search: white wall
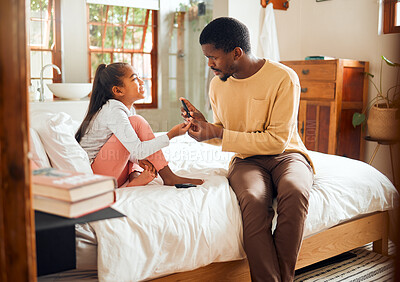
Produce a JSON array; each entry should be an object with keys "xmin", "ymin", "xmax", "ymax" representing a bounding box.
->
[
  {"xmin": 222, "ymin": 0, "xmax": 400, "ymax": 183},
  {"xmin": 61, "ymin": 0, "xmax": 88, "ymax": 83}
]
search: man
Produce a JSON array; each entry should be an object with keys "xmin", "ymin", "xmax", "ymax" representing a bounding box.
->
[{"xmin": 181, "ymin": 17, "xmax": 314, "ymax": 281}]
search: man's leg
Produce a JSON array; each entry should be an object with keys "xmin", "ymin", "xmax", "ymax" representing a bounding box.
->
[
  {"xmin": 227, "ymin": 156, "xmax": 281, "ymax": 282},
  {"xmin": 269, "ymin": 153, "xmax": 313, "ymax": 281}
]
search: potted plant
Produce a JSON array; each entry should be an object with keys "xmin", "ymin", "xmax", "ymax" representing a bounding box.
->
[{"xmin": 352, "ymin": 56, "xmax": 400, "ymax": 140}]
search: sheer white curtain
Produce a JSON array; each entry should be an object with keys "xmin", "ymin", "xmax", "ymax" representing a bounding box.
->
[
  {"xmin": 257, "ymin": 3, "xmax": 280, "ymax": 61},
  {"xmin": 378, "ymin": 0, "xmax": 384, "ymax": 35}
]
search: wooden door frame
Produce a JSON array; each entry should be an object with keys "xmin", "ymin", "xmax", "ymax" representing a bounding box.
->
[{"xmin": 0, "ymin": 0, "xmax": 36, "ymax": 281}]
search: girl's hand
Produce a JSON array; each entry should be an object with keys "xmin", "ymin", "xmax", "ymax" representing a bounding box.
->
[
  {"xmin": 179, "ymin": 97, "xmax": 207, "ymax": 122},
  {"xmin": 167, "ymin": 121, "xmax": 191, "ymax": 139},
  {"xmin": 138, "ymin": 159, "xmax": 157, "ymax": 176},
  {"xmin": 143, "ymin": 165, "xmax": 157, "ymax": 179},
  {"xmin": 127, "ymin": 165, "xmax": 156, "ymax": 187}
]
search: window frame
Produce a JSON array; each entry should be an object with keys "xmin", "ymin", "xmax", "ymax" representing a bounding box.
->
[
  {"xmin": 383, "ymin": 0, "xmax": 400, "ymax": 34},
  {"xmin": 28, "ymin": 0, "xmax": 62, "ymax": 83},
  {"xmin": 86, "ymin": 5, "xmax": 158, "ymax": 109}
]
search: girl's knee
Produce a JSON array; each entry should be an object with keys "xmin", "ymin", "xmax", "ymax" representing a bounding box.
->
[
  {"xmin": 128, "ymin": 115, "xmax": 154, "ymax": 139},
  {"xmin": 128, "ymin": 115, "xmax": 149, "ymax": 126}
]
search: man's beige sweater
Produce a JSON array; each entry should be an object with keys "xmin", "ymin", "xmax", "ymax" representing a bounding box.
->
[{"xmin": 207, "ymin": 59, "xmax": 314, "ymax": 171}]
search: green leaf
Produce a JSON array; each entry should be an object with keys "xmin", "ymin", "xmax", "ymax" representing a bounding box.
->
[
  {"xmin": 382, "ymin": 55, "xmax": 400, "ymax": 67},
  {"xmin": 352, "ymin": 112, "xmax": 366, "ymax": 127}
]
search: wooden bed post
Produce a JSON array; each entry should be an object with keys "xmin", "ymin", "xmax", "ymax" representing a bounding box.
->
[
  {"xmin": 0, "ymin": 0, "xmax": 36, "ymax": 281},
  {"xmin": 372, "ymin": 211, "xmax": 389, "ymax": 256}
]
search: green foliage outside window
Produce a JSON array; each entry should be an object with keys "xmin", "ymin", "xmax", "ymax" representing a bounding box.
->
[
  {"xmin": 30, "ymin": 0, "xmax": 54, "ymax": 49},
  {"xmin": 88, "ymin": 5, "xmax": 150, "ymax": 50},
  {"xmin": 30, "ymin": 0, "xmax": 48, "ymax": 11}
]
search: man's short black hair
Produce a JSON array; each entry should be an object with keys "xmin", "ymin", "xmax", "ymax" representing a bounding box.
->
[{"xmin": 199, "ymin": 17, "xmax": 251, "ymax": 54}]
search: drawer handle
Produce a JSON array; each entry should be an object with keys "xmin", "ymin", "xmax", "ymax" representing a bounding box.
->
[
  {"xmin": 302, "ymin": 69, "xmax": 310, "ymax": 75},
  {"xmin": 301, "ymin": 87, "xmax": 308, "ymax": 93}
]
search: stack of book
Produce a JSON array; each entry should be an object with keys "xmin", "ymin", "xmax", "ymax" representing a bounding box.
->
[{"xmin": 32, "ymin": 168, "xmax": 117, "ymax": 218}]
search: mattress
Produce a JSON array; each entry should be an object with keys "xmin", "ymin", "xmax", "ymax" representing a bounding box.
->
[{"xmin": 49, "ymin": 134, "xmax": 398, "ymax": 281}]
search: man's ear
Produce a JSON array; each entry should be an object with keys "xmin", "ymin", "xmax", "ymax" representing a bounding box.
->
[
  {"xmin": 233, "ymin": 47, "xmax": 243, "ymax": 61},
  {"xmin": 112, "ymin": 85, "xmax": 123, "ymax": 96}
]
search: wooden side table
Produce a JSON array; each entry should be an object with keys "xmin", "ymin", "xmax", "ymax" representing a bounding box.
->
[
  {"xmin": 365, "ymin": 136, "xmax": 398, "ymax": 186},
  {"xmin": 35, "ymin": 207, "xmax": 125, "ymax": 276}
]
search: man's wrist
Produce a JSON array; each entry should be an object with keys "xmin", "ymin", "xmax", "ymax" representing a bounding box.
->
[{"xmin": 215, "ymin": 125, "xmax": 223, "ymax": 139}]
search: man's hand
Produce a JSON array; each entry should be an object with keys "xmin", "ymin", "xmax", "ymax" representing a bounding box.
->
[
  {"xmin": 138, "ymin": 159, "xmax": 157, "ymax": 175},
  {"xmin": 179, "ymin": 97, "xmax": 207, "ymax": 122},
  {"xmin": 188, "ymin": 119, "xmax": 223, "ymax": 142}
]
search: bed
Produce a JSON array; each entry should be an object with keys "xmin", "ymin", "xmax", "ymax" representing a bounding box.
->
[{"xmin": 30, "ymin": 111, "xmax": 398, "ymax": 281}]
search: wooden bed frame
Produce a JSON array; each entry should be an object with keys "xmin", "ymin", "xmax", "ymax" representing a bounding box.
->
[{"xmin": 153, "ymin": 211, "xmax": 389, "ymax": 281}]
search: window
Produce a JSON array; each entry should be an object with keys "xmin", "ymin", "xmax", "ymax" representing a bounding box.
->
[
  {"xmin": 87, "ymin": 4, "xmax": 158, "ymax": 108},
  {"xmin": 28, "ymin": 0, "xmax": 62, "ymax": 90},
  {"xmin": 384, "ymin": 0, "xmax": 400, "ymax": 33}
]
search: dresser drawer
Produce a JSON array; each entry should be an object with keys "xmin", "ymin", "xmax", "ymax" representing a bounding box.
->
[
  {"xmin": 287, "ymin": 63, "xmax": 336, "ymax": 81},
  {"xmin": 300, "ymin": 81, "xmax": 335, "ymax": 100}
]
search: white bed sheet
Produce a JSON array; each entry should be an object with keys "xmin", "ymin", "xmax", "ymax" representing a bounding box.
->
[{"xmin": 81, "ymin": 134, "xmax": 398, "ymax": 282}]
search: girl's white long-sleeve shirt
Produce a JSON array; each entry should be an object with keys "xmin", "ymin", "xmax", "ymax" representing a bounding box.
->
[{"xmin": 79, "ymin": 99, "xmax": 169, "ymax": 163}]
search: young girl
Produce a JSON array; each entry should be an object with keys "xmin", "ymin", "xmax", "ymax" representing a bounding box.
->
[{"xmin": 75, "ymin": 62, "xmax": 203, "ymax": 187}]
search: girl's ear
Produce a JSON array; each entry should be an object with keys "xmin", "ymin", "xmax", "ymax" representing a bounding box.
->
[{"xmin": 112, "ymin": 85, "xmax": 123, "ymax": 97}]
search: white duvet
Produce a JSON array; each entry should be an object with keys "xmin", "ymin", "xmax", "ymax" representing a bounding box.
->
[{"xmin": 89, "ymin": 134, "xmax": 398, "ymax": 282}]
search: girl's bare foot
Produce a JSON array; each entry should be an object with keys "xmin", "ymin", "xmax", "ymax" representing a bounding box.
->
[
  {"xmin": 158, "ymin": 165, "xmax": 203, "ymax": 186},
  {"xmin": 126, "ymin": 168, "xmax": 156, "ymax": 187}
]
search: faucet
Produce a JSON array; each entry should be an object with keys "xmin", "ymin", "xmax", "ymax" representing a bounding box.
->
[{"xmin": 39, "ymin": 64, "xmax": 61, "ymax": 102}]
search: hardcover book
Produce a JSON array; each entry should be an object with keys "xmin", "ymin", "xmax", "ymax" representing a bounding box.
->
[
  {"xmin": 33, "ymin": 191, "xmax": 116, "ymax": 218},
  {"xmin": 32, "ymin": 168, "xmax": 117, "ymax": 202}
]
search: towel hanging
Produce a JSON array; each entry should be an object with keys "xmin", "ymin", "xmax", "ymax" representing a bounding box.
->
[
  {"xmin": 257, "ymin": 2, "xmax": 280, "ymax": 61},
  {"xmin": 261, "ymin": 0, "xmax": 289, "ymax": 10}
]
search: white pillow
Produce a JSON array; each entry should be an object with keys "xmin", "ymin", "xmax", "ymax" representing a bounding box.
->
[
  {"xmin": 29, "ymin": 127, "xmax": 51, "ymax": 168},
  {"xmin": 30, "ymin": 112, "xmax": 93, "ymax": 174}
]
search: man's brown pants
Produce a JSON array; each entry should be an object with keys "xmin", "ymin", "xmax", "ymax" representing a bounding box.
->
[{"xmin": 227, "ymin": 152, "xmax": 313, "ymax": 282}]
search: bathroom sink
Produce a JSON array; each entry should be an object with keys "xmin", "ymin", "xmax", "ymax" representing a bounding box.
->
[{"xmin": 47, "ymin": 83, "xmax": 92, "ymax": 100}]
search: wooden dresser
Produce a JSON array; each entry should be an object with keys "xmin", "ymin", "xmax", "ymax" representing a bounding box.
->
[{"xmin": 281, "ymin": 59, "xmax": 369, "ymax": 160}]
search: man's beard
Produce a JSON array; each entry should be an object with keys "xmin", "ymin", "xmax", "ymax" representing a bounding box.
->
[
  {"xmin": 211, "ymin": 67, "xmax": 233, "ymax": 82},
  {"xmin": 219, "ymin": 73, "xmax": 232, "ymax": 82}
]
